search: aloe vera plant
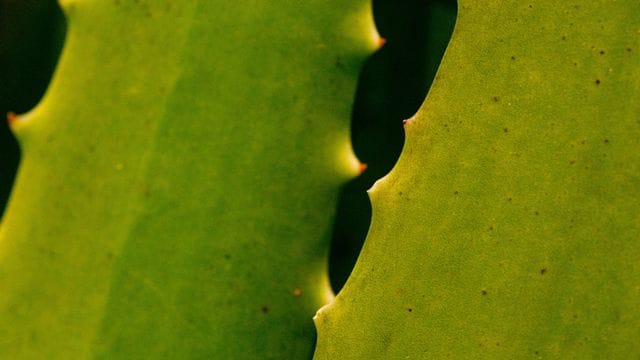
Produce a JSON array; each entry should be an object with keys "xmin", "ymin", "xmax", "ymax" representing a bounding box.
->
[
  {"xmin": 0, "ymin": 0, "xmax": 378, "ymax": 358},
  {"xmin": 1, "ymin": 0, "xmax": 639, "ymax": 358},
  {"xmin": 315, "ymin": 0, "xmax": 640, "ymax": 358}
]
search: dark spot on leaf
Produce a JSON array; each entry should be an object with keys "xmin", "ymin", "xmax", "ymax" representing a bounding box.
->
[
  {"xmin": 508, "ymin": 197, "xmax": 512, "ymax": 202},
  {"xmin": 604, "ymin": 139, "xmax": 609, "ymax": 143},
  {"xmin": 599, "ymin": 50, "xmax": 605, "ymax": 55},
  {"xmin": 511, "ymin": 56, "xmax": 516, "ymax": 60},
  {"xmin": 561, "ymin": 35, "xmax": 566, "ymax": 40},
  {"xmin": 595, "ymin": 79, "xmax": 601, "ymax": 85},
  {"xmin": 407, "ymin": 308, "xmax": 413, "ymax": 313},
  {"xmin": 493, "ymin": 96, "xmax": 500, "ymax": 102},
  {"xmin": 569, "ymin": 160, "xmax": 575, "ymax": 165},
  {"xmin": 261, "ymin": 306, "xmax": 269, "ymax": 314},
  {"xmin": 503, "ymin": 127, "xmax": 509, "ymax": 133},
  {"xmin": 534, "ymin": 211, "xmax": 539, "ymax": 215},
  {"xmin": 481, "ymin": 290, "xmax": 488, "ymax": 295},
  {"xmin": 627, "ymin": 48, "xmax": 632, "ymax": 52},
  {"xmin": 398, "ymin": 191, "xmax": 403, "ymax": 196},
  {"xmin": 454, "ymin": 191, "xmax": 459, "ymax": 195},
  {"xmin": 540, "ymin": 268, "xmax": 547, "ymax": 275},
  {"xmin": 224, "ymin": 254, "xmax": 231, "ymax": 260}
]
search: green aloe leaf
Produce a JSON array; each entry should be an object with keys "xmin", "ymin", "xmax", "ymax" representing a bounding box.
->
[
  {"xmin": 315, "ymin": 0, "xmax": 640, "ymax": 358},
  {"xmin": 0, "ymin": 0, "xmax": 377, "ymax": 358}
]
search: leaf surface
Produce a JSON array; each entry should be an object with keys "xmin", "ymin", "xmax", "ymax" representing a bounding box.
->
[
  {"xmin": 315, "ymin": 1, "xmax": 640, "ymax": 358},
  {"xmin": 0, "ymin": 1, "xmax": 376, "ymax": 358}
]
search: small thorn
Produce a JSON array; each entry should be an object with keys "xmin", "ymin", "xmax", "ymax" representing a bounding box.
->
[
  {"xmin": 358, "ymin": 163, "xmax": 368, "ymax": 174},
  {"xmin": 377, "ymin": 37, "xmax": 387, "ymax": 47},
  {"xmin": 6, "ymin": 111, "xmax": 17, "ymax": 125},
  {"xmin": 403, "ymin": 119, "xmax": 410, "ymax": 125}
]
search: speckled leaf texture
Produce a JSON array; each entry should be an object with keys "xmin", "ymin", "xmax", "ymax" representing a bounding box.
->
[
  {"xmin": 0, "ymin": 0, "xmax": 377, "ymax": 358},
  {"xmin": 315, "ymin": 1, "xmax": 640, "ymax": 358}
]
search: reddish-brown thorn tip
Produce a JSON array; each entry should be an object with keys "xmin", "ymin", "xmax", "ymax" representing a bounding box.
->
[
  {"xmin": 403, "ymin": 119, "xmax": 410, "ymax": 125},
  {"xmin": 6, "ymin": 111, "xmax": 17, "ymax": 125},
  {"xmin": 358, "ymin": 162, "xmax": 368, "ymax": 174},
  {"xmin": 378, "ymin": 37, "xmax": 387, "ymax": 47}
]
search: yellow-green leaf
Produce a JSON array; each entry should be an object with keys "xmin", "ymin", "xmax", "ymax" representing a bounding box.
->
[{"xmin": 315, "ymin": 1, "xmax": 640, "ymax": 358}]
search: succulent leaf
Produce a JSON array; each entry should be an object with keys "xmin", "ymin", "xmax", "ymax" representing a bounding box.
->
[
  {"xmin": 0, "ymin": 1, "xmax": 376, "ymax": 358},
  {"xmin": 315, "ymin": 1, "xmax": 640, "ymax": 358}
]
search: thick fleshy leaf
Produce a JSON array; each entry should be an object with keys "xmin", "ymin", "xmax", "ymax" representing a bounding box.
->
[
  {"xmin": 0, "ymin": 1, "xmax": 376, "ymax": 358},
  {"xmin": 315, "ymin": 1, "xmax": 640, "ymax": 358}
]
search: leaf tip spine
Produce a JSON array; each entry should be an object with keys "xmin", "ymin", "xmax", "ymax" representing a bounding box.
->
[
  {"xmin": 377, "ymin": 36, "xmax": 387, "ymax": 48},
  {"xmin": 6, "ymin": 109, "xmax": 37, "ymax": 141},
  {"xmin": 312, "ymin": 281, "xmax": 336, "ymax": 326},
  {"xmin": 6, "ymin": 112, "xmax": 17, "ymax": 126},
  {"xmin": 6, "ymin": 111, "xmax": 26, "ymax": 136},
  {"xmin": 367, "ymin": 173, "xmax": 391, "ymax": 199}
]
